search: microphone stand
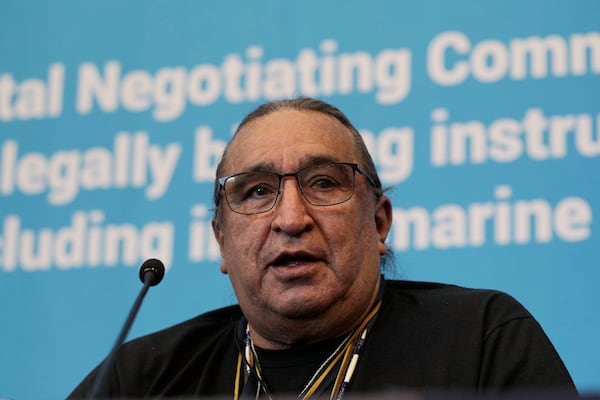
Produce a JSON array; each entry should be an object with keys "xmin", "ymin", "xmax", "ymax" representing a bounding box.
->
[{"xmin": 87, "ymin": 259, "xmax": 165, "ymax": 399}]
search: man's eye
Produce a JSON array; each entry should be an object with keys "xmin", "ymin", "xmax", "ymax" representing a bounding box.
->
[
  {"xmin": 311, "ymin": 177, "xmax": 339, "ymax": 190},
  {"xmin": 243, "ymin": 183, "xmax": 276, "ymax": 199},
  {"xmin": 253, "ymin": 185, "xmax": 272, "ymax": 197}
]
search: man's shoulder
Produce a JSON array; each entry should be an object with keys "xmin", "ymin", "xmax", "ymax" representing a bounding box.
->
[
  {"xmin": 384, "ymin": 279, "xmax": 520, "ymax": 300},
  {"xmin": 382, "ymin": 279, "xmax": 532, "ymax": 322},
  {"xmin": 385, "ymin": 279, "xmax": 505, "ymax": 294},
  {"xmin": 123, "ymin": 304, "xmax": 243, "ymax": 355}
]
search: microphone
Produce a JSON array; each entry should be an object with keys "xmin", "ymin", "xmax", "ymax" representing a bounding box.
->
[
  {"xmin": 87, "ymin": 258, "xmax": 166, "ymax": 398},
  {"xmin": 139, "ymin": 257, "xmax": 165, "ymax": 286}
]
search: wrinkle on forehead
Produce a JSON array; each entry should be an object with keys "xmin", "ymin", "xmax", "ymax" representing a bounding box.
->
[
  {"xmin": 222, "ymin": 109, "xmax": 357, "ymax": 176},
  {"xmin": 227, "ymin": 155, "xmax": 349, "ymax": 176}
]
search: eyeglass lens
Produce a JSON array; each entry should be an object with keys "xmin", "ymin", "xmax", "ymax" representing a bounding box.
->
[{"xmin": 223, "ymin": 163, "xmax": 356, "ymax": 214}]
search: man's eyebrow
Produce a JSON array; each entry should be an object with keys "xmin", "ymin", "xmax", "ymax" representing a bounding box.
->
[
  {"xmin": 238, "ymin": 156, "xmax": 344, "ymax": 174},
  {"xmin": 243, "ymin": 162, "xmax": 276, "ymax": 173},
  {"xmin": 298, "ymin": 155, "xmax": 345, "ymax": 168}
]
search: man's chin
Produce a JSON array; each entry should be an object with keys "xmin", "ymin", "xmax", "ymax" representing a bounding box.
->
[{"xmin": 271, "ymin": 295, "xmax": 336, "ymax": 321}]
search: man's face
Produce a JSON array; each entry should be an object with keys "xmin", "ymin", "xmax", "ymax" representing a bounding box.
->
[{"xmin": 213, "ymin": 109, "xmax": 392, "ymax": 346}]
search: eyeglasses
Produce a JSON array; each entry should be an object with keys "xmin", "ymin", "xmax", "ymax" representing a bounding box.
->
[{"xmin": 217, "ymin": 162, "xmax": 376, "ymax": 215}]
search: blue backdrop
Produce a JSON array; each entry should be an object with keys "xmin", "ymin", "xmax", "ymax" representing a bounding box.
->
[{"xmin": 1, "ymin": 1, "xmax": 599, "ymax": 399}]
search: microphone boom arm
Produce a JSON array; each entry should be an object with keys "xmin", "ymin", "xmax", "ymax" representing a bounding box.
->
[{"xmin": 87, "ymin": 259, "xmax": 165, "ymax": 398}]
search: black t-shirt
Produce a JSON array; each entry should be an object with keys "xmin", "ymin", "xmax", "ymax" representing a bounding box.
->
[
  {"xmin": 250, "ymin": 336, "xmax": 346, "ymax": 395},
  {"xmin": 69, "ymin": 280, "xmax": 576, "ymax": 398}
]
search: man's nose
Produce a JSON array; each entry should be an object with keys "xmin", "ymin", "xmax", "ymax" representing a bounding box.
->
[{"xmin": 270, "ymin": 178, "xmax": 312, "ymax": 235}]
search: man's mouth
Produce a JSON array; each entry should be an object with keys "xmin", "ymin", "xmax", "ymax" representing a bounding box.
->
[{"xmin": 269, "ymin": 251, "xmax": 321, "ymax": 268}]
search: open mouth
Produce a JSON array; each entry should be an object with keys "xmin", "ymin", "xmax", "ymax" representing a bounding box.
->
[{"xmin": 270, "ymin": 251, "xmax": 321, "ymax": 268}]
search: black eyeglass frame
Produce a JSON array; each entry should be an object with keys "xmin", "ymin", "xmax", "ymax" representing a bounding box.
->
[{"xmin": 217, "ymin": 162, "xmax": 378, "ymax": 215}]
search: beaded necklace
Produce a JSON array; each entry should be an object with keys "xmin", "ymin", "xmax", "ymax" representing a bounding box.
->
[{"xmin": 234, "ymin": 299, "xmax": 382, "ymax": 400}]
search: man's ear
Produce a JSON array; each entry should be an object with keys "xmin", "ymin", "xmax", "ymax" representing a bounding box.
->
[
  {"xmin": 374, "ymin": 195, "xmax": 393, "ymax": 255},
  {"xmin": 219, "ymin": 260, "xmax": 228, "ymax": 274},
  {"xmin": 211, "ymin": 217, "xmax": 228, "ymax": 274}
]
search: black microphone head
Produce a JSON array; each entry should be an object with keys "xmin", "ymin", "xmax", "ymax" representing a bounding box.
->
[{"xmin": 139, "ymin": 258, "xmax": 165, "ymax": 286}]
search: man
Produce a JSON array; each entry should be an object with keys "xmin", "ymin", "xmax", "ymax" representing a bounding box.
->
[{"xmin": 70, "ymin": 98, "xmax": 575, "ymax": 398}]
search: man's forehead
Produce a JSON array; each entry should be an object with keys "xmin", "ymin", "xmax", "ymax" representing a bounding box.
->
[
  {"xmin": 223, "ymin": 109, "xmax": 357, "ymax": 172},
  {"xmin": 230, "ymin": 155, "xmax": 347, "ymax": 175},
  {"xmin": 234, "ymin": 108, "xmax": 351, "ymax": 140}
]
